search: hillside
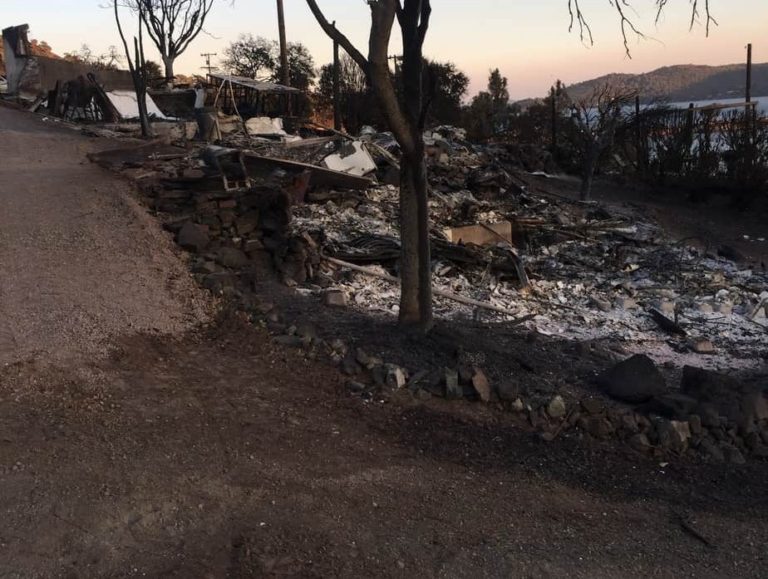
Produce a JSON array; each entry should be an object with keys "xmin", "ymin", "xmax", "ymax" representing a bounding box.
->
[{"xmin": 561, "ymin": 62, "xmax": 768, "ymax": 103}]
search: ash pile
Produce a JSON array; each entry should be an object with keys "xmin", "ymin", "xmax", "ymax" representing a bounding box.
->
[{"xmin": 288, "ymin": 126, "xmax": 768, "ymax": 374}]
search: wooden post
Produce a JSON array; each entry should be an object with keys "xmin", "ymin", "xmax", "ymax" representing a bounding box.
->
[
  {"xmin": 333, "ymin": 21, "xmax": 341, "ymax": 131},
  {"xmin": 746, "ymin": 43, "xmax": 753, "ymax": 104},
  {"xmin": 276, "ymin": 0, "xmax": 290, "ymax": 87}
]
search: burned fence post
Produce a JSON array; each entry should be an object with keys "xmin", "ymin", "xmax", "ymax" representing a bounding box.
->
[{"xmin": 333, "ymin": 21, "xmax": 342, "ymax": 131}]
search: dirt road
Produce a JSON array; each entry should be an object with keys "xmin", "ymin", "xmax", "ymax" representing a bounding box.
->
[
  {"xmin": 1, "ymin": 106, "xmax": 767, "ymax": 578},
  {"xmin": 0, "ymin": 107, "xmax": 209, "ymax": 365}
]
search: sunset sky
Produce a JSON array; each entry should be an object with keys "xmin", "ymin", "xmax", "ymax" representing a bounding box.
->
[{"xmin": 2, "ymin": 1, "xmax": 765, "ymax": 99}]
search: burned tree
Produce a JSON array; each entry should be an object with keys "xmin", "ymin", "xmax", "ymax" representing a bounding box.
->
[
  {"xmin": 306, "ymin": 0, "xmax": 434, "ymax": 332},
  {"xmin": 570, "ymin": 85, "xmax": 635, "ymax": 201},
  {"xmin": 122, "ymin": 0, "xmax": 215, "ymax": 83},
  {"xmin": 113, "ymin": 1, "xmax": 152, "ymax": 137}
]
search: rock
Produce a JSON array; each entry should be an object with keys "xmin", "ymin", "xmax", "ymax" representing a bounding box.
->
[
  {"xmin": 547, "ymin": 395, "xmax": 567, "ymax": 419},
  {"xmin": 191, "ymin": 260, "xmax": 217, "ymax": 275},
  {"xmin": 324, "ymin": 290, "xmax": 347, "ymax": 307},
  {"xmin": 458, "ymin": 365, "xmax": 475, "ymax": 385},
  {"xmin": 581, "ymin": 416, "xmax": 614, "ymax": 439},
  {"xmin": 422, "ymin": 370, "xmax": 446, "ymax": 398},
  {"xmin": 346, "ymin": 380, "xmax": 367, "ymax": 394},
  {"xmin": 721, "ymin": 443, "xmax": 746, "ymax": 465},
  {"xmin": 415, "ymin": 389, "xmax": 432, "ymax": 401},
  {"xmin": 671, "ymin": 420, "xmax": 692, "ymax": 443},
  {"xmin": 597, "ymin": 354, "xmax": 667, "ymax": 404},
  {"xmin": 471, "ymin": 368, "xmax": 492, "ymax": 402},
  {"xmin": 235, "ymin": 211, "xmax": 260, "ymax": 236},
  {"xmin": 355, "ymin": 349, "xmax": 383, "ymax": 370},
  {"xmin": 274, "ymin": 335, "xmax": 303, "ymax": 348},
  {"xmin": 699, "ymin": 404, "xmax": 721, "ymax": 428},
  {"xmin": 511, "ymin": 398, "xmax": 525, "ymax": 413},
  {"xmin": 496, "ymin": 380, "xmax": 519, "ymax": 402},
  {"xmin": 715, "ymin": 302, "xmax": 733, "ymax": 316},
  {"xmin": 656, "ymin": 300, "xmax": 676, "ymax": 316},
  {"xmin": 215, "ymin": 247, "xmax": 250, "ymax": 269},
  {"xmin": 406, "ymin": 369, "xmax": 430, "ymax": 390},
  {"xmin": 244, "ymin": 238, "xmax": 265, "ymax": 254},
  {"xmin": 744, "ymin": 431, "xmax": 762, "ymax": 451},
  {"xmin": 655, "ymin": 419, "xmax": 690, "ymax": 452},
  {"xmin": 385, "ymin": 364, "xmax": 407, "ymax": 390},
  {"xmin": 371, "ymin": 365, "xmax": 387, "ymax": 388},
  {"xmin": 341, "ymin": 355, "xmax": 362, "ymax": 376},
  {"xmin": 692, "ymin": 339, "xmax": 716, "ymax": 355},
  {"xmin": 202, "ymin": 272, "xmax": 235, "ymax": 294},
  {"xmin": 177, "ymin": 222, "xmax": 209, "ymax": 252},
  {"xmin": 445, "ymin": 368, "xmax": 462, "ymax": 400},
  {"xmin": 717, "ymin": 245, "xmax": 746, "ymax": 263},
  {"xmin": 681, "ymin": 366, "xmax": 762, "ymax": 429},
  {"xmin": 620, "ymin": 412, "xmax": 640, "ymax": 433},
  {"xmin": 581, "ymin": 398, "xmax": 605, "ymax": 415},
  {"xmin": 742, "ymin": 391, "xmax": 768, "ymax": 424},
  {"xmin": 294, "ymin": 322, "xmax": 317, "ymax": 341},
  {"xmin": 591, "ymin": 296, "xmax": 612, "ymax": 312},
  {"xmin": 615, "ymin": 297, "xmax": 638, "ymax": 310},
  {"xmin": 629, "ymin": 433, "xmax": 652, "ymax": 453},
  {"xmin": 647, "ymin": 393, "xmax": 700, "ymax": 419},
  {"xmin": 329, "ymin": 338, "xmax": 348, "ymax": 357},
  {"xmin": 688, "ymin": 414, "xmax": 703, "ymax": 435},
  {"xmin": 700, "ymin": 438, "xmax": 725, "ymax": 461}
]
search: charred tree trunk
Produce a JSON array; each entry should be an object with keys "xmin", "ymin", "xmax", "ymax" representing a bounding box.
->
[
  {"xmin": 398, "ymin": 149, "xmax": 432, "ymax": 328},
  {"xmin": 305, "ymin": 0, "xmax": 434, "ymax": 332},
  {"xmin": 162, "ymin": 56, "xmax": 175, "ymax": 84},
  {"xmin": 580, "ymin": 143, "xmax": 599, "ymax": 201},
  {"xmin": 114, "ymin": 1, "xmax": 152, "ymax": 138}
]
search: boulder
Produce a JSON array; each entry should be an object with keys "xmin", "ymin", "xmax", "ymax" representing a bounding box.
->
[
  {"xmin": 597, "ymin": 354, "xmax": 667, "ymax": 404},
  {"xmin": 646, "ymin": 393, "xmax": 700, "ymax": 419},
  {"xmin": 496, "ymin": 380, "xmax": 519, "ymax": 402},
  {"xmin": 445, "ymin": 368, "xmax": 462, "ymax": 400},
  {"xmin": 547, "ymin": 395, "xmax": 567, "ymax": 419},
  {"xmin": 471, "ymin": 368, "xmax": 492, "ymax": 402},
  {"xmin": 215, "ymin": 247, "xmax": 250, "ymax": 269},
  {"xmin": 681, "ymin": 366, "xmax": 764, "ymax": 428},
  {"xmin": 177, "ymin": 222, "xmax": 209, "ymax": 253}
]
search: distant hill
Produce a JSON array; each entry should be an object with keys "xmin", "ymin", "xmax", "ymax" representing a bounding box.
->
[{"xmin": 554, "ymin": 63, "xmax": 768, "ymax": 104}]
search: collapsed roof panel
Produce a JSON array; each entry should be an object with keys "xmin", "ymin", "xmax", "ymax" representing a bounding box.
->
[{"xmin": 105, "ymin": 90, "xmax": 170, "ymax": 121}]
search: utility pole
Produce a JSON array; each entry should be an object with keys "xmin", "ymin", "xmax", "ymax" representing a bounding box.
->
[
  {"xmin": 746, "ymin": 43, "xmax": 753, "ymax": 104},
  {"xmin": 200, "ymin": 53, "xmax": 217, "ymax": 76},
  {"xmin": 333, "ymin": 21, "xmax": 341, "ymax": 130},
  {"xmin": 276, "ymin": 0, "xmax": 290, "ymax": 86}
]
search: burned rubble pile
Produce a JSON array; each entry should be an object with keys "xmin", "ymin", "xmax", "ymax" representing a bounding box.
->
[{"xmin": 92, "ymin": 122, "xmax": 768, "ymax": 463}]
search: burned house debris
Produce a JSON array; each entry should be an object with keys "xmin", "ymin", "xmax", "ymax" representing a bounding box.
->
[
  {"xmin": 1, "ymin": 23, "xmax": 173, "ymax": 124},
  {"xmin": 84, "ymin": 106, "xmax": 768, "ymax": 463}
]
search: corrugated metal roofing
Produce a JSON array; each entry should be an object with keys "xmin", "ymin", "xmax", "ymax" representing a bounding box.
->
[{"xmin": 208, "ymin": 73, "xmax": 301, "ymax": 94}]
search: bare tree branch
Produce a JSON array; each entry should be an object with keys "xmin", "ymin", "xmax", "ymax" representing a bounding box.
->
[
  {"xmin": 569, "ymin": 0, "xmax": 717, "ymax": 57},
  {"xmin": 304, "ymin": 0, "xmax": 369, "ymax": 71}
]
